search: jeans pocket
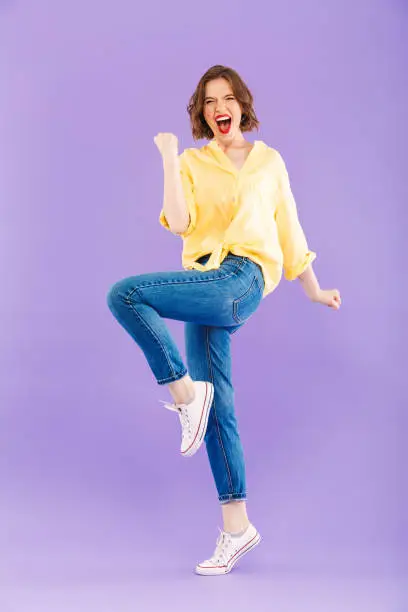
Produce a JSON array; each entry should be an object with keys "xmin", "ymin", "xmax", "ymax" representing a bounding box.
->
[{"xmin": 232, "ymin": 275, "xmax": 263, "ymax": 324}]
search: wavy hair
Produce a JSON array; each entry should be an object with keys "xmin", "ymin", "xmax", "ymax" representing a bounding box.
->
[{"xmin": 187, "ymin": 65, "xmax": 260, "ymax": 141}]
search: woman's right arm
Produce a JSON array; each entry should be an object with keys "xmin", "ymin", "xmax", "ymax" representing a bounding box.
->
[{"xmin": 154, "ymin": 133, "xmax": 190, "ymax": 235}]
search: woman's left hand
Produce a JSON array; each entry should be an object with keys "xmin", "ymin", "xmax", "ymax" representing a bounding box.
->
[{"xmin": 311, "ymin": 288, "xmax": 342, "ymax": 310}]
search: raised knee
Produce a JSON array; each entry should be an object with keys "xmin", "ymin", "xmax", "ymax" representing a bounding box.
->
[
  {"xmin": 107, "ymin": 278, "xmax": 141, "ymax": 314},
  {"xmin": 106, "ymin": 280, "xmax": 126, "ymax": 314}
]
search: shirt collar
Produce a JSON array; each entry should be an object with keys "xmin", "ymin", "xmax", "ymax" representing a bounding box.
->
[{"xmin": 206, "ymin": 139, "xmax": 263, "ymax": 174}]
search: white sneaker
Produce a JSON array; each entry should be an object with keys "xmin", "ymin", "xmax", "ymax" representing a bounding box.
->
[
  {"xmin": 195, "ymin": 523, "xmax": 261, "ymax": 576},
  {"xmin": 160, "ymin": 380, "xmax": 214, "ymax": 458}
]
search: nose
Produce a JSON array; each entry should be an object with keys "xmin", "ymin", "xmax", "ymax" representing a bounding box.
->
[{"xmin": 215, "ymin": 101, "xmax": 227, "ymax": 115}]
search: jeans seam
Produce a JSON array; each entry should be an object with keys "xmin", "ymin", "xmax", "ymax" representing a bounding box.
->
[
  {"xmin": 157, "ymin": 369, "xmax": 187, "ymax": 384},
  {"xmin": 128, "ymin": 258, "xmax": 247, "ymax": 292},
  {"xmin": 232, "ymin": 274, "xmax": 262, "ymax": 324},
  {"xmin": 205, "ymin": 327, "xmax": 234, "ymax": 495},
  {"xmin": 124, "ymin": 290, "xmax": 177, "ymax": 381},
  {"xmin": 219, "ymin": 493, "xmax": 247, "ymax": 502}
]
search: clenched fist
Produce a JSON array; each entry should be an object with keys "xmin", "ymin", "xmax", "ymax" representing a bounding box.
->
[
  {"xmin": 154, "ymin": 132, "xmax": 179, "ymax": 159},
  {"xmin": 312, "ymin": 288, "xmax": 342, "ymax": 310}
]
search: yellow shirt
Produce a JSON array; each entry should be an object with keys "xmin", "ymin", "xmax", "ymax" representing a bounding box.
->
[{"xmin": 159, "ymin": 139, "xmax": 316, "ymax": 298}]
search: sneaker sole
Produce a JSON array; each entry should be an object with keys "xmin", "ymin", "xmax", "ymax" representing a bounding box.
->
[
  {"xmin": 195, "ymin": 531, "xmax": 262, "ymax": 576},
  {"xmin": 182, "ymin": 382, "xmax": 214, "ymax": 458}
]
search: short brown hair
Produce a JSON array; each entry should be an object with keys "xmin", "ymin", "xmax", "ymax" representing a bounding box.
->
[{"xmin": 187, "ymin": 65, "xmax": 260, "ymax": 141}]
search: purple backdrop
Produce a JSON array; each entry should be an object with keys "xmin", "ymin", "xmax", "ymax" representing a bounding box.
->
[{"xmin": 0, "ymin": 1, "xmax": 406, "ymax": 610}]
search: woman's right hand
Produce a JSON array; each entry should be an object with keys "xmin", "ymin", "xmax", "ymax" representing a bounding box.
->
[{"xmin": 154, "ymin": 133, "xmax": 179, "ymax": 160}]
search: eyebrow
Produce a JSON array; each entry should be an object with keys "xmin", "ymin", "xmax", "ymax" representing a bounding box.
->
[{"xmin": 204, "ymin": 94, "xmax": 234, "ymax": 102}]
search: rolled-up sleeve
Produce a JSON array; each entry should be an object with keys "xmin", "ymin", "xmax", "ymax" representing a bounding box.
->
[
  {"xmin": 275, "ymin": 155, "xmax": 316, "ymax": 280},
  {"xmin": 159, "ymin": 152, "xmax": 198, "ymax": 238}
]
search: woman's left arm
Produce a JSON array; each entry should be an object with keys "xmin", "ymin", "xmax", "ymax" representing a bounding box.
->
[
  {"xmin": 275, "ymin": 153, "xmax": 341, "ymax": 310},
  {"xmin": 298, "ymin": 264, "xmax": 342, "ymax": 310}
]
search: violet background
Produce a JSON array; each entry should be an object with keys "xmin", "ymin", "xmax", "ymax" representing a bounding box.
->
[{"xmin": 0, "ymin": 0, "xmax": 406, "ymax": 610}]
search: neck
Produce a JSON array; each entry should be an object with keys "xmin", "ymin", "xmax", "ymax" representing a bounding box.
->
[{"xmin": 213, "ymin": 132, "xmax": 247, "ymax": 152}]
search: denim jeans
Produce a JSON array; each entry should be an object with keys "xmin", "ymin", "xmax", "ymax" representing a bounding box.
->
[{"xmin": 107, "ymin": 253, "xmax": 264, "ymax": 503}]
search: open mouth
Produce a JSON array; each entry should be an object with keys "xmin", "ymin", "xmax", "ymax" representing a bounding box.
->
[{"xmin": 215, "ymin": 115, "xmax": 232, "ymax": 135}]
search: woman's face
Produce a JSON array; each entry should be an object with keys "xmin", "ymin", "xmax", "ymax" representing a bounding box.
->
[{"xmin": 203, "ymin": 78, "xmax": 242, "ymax": 142}]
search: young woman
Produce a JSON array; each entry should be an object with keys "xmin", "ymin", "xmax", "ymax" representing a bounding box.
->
[{"xmin": 107, "ymin": 65, "xmax": 341, "ymax": 576}]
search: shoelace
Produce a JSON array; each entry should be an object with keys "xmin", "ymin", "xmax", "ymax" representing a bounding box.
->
[
  {"xmin": 159, "ymin": 400, "xmax": 193, "ymax": 439},
  {"xmin": 209, "ymin": 528, "xmax": 234, "ymax": 566}
]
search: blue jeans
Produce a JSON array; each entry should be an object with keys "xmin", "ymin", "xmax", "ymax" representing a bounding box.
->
[{"xmin": 107, "ymin": 253, "xmax": 264, "ymax": 504}]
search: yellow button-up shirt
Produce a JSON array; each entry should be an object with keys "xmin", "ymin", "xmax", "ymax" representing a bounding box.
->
[{"xmin": 159, "ymin": 140, "xmax": 316, "ymax": 297}]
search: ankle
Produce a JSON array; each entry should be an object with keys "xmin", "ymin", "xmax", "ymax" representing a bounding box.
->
[
  {"xmin": 221, "ymin": 499, "xmax": 249, "ymax": 534},
  {"xmin": 224, "ymin": 519, "xmax": 250, "ymax": 534},
  {"xmin": 179, "ymin": 391, "xmax": 195, "ymax": 406},
  {"xmin": 169, "ymin": 376, "xmax": 196, "ymax": 406}
]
